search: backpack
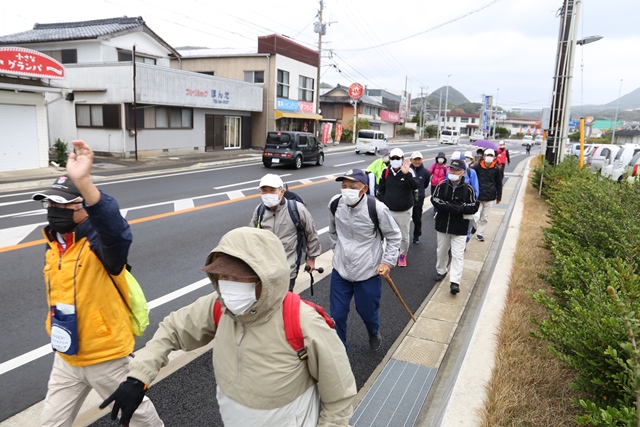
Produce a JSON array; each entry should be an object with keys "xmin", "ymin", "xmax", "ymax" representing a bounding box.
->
[
  {"xmin": 256, "ymin": 185, "xmax": 306, "ymax": 270},
  {"xmin": 213, "ymin": 292, "xmax": 334, "ymax": 361},
  {"xmin": 330, "ymin": 194, "xmax": 383, "ymax": 239},
  {"xmin": 110, "ymin": 265, "xmax": 149, "ymax": 337}
]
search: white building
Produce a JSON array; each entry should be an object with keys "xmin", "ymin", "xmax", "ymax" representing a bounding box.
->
[{"xmin": 0, "ymin": 16, "xmax": 263, "ymax": 164}]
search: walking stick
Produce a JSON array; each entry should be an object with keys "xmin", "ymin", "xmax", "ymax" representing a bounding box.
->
[{"xmin": 382, "ymin": 273, "xmax": 417, "ymax": 323}]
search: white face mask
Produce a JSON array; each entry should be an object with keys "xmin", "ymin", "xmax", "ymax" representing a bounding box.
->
[
  {"xmin": 485, "ymin": 156, "xmax": 494, "ymax": 163},
  {"xmin": 382, "ymin": 156, "xmax": 390, "ymax": 163},
  {"xmin": 448, "ymin": 173, "xmax": 461, "ymax": 182},
  {"xmin": 341, "ymin": 188, "xmax": 363, "ymax": 206},
  {"xmin": 437, "ymin": 158, "xmax": 445, "ymax": 164},
  {"xmin": 218, "ymin": 280, "xmax": 257, "ymax": 316},
  {"xmin": 390, "ymin": 159, "xmax": 402, "ymax": 169},
  {"xmin": 261, "ymin": 193, "xmax": 281, "ymax": 208}
]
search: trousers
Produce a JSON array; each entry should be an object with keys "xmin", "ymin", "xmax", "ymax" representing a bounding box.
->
[
  {"xmin": 329, "ymin": 269, "xmax": 381, "ymax": 349},
  {"xmin": 412, "ymin": 199, "xmax": 425, "ymax": 239},
  {"xmin": 475, "ymin": 200, "xmax": 495, "ymax": 236},
  {"xmin": 435, "ymin": 232, "xmax": 467, "ymax": 285},
  {"xmin": 389, "ymin": 208, "xmax": 412, "ymax": 256},
  {"xmin": 41, "ymin": 353, "xmax": 163, "ymax": 427}
]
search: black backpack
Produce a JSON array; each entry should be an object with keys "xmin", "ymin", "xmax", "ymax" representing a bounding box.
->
[
  {"xmin": 256, "ymin": 184, "xmax": 307, "ymax": 270},
  {"xmin": 329, "ymin": 195, "xmax": 383, "ymax": 239}
]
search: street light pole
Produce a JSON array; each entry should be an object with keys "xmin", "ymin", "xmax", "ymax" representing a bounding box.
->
[
  {"xmin": 443, "ymin": 74, "xmax": 451, "ymax": 131},
  {"xmin": 611, "ymin": 79, "xmax": 623, "ymax": 144}
]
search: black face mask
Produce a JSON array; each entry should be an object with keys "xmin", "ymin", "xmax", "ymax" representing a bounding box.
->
[{"xmin": 47, "ymin": 207, "xmax": 78, "ymax": 234}]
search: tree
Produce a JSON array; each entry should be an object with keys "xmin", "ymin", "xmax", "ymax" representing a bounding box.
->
[
  {"xmin": 343, "ymin": 118, "xmax": 371, "ymax": 142},
  {"xmin": 425, "ymin": 125, "xmax": 439, "ymax": 138}
]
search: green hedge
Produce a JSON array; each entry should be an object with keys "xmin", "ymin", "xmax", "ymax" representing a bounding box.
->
[{"xmin": 531, "ymin": 158, "xmax": 640, "ymax": 426}]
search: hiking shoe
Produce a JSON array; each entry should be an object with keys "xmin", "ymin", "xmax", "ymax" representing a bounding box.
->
[
  {"xmin": 477, "ymin": 235, "xmax": 485, "ymax": 242},
  {"xmin": 412, "ymin": 237, "xmax": 420, "ymax": 244},
  {"xmin": 470, "ymin": 227, "xmax": 477, "ymax": 235},
  {"xmin": 450, "ymin": 283, "xmax": 460, "ymax": 295},
  {"xmin": 398, "ymin": 254, "xmax": 407, "ymax": 267},
  {"xmin": 434, "ymin": 273, "xmax": 446, "ymax": 282},
  {"xmin": 369, "ymin": 333, "xmax": 382, "ymax": 351}
]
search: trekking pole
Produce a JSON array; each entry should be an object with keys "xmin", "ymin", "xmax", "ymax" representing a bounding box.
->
[
  {"xmin": 304, "ymin": 266, "xmax": 324, "ymax": 296},
  {"xmin": 382, "ymin": 273, "xmax": 417, "ymax": 323}
]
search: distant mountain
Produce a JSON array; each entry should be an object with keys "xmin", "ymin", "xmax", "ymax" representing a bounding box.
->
[
  {"xmin": 427, "ymin": 86, "xmax": 469, "ymax": 106},
  {"xmin": 605, "ymin": 86, "xmax": 640, "ymax": 109}
]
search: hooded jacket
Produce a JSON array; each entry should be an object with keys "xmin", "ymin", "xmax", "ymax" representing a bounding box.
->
[
  {"xmin": 249, "ymin": 198, "xmax": 321, "ymax": 279},
  {"xmin": 378, "ymin": 166, "xmax": 418, "ymax": 211},
  {"xmin": 431, "ymin": 177, "xmax": 479, "ymax": 235},
  {"xmin": 429, "ymin": 152, "xmax": 448, "ymax": 188},
  {"xmin": 128, "ymin": 227, "xmax": 356, "ymax": 427},
  {"xmin": 474, "ymin": 160, "xmax": 503, "ymax": 201},
  {"xmin": 328, "ymin": 194, "xmax": 401, "ymax": 281}
]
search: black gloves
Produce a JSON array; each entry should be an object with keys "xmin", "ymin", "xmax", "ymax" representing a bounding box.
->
[
  {"xmin": 100, "ymin": 377, "xmax": 147, "ymax": 425},
  {"xmin": 448, "ymin": 203, "xmax": 464, "ymax": 214}
]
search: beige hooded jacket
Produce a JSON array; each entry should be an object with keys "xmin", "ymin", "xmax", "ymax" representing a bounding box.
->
[{"xmin": 128, "ymin": 227, "xmax": 356, "ymax": 426}]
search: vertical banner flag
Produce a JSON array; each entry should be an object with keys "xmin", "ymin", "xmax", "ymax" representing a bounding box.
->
[
  {"xmin": 322, "ymin": 123, "xmax": 333, "ymax": 145},
  {"xmin": 481, "ymin": 95, "xmax": 491, "ymax": 134},
  {"xmin": 335, "ymin": 123, "xmax": 343, "ymax": 143}
]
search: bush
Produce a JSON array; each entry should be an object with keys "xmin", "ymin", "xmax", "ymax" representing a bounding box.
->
[
  {"xmin": 425, "ymin": 125, "xmax": 438, "ymax": 138},
  {"xmin": 52, "ymin": 138, "xmax": 69, "ymax": 167},
  {"xmin": 530, "ymin": 158, "xmax": 640, "ymax": 425},
  {"xmin": 396, "ymin": 127, "xmax": 416, "ymax": 136}
]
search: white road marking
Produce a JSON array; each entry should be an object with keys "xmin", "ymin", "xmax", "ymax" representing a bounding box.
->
[
  {"xmin": 0, "ymin": 223, "xmax": 44, "ymax": 247},
  {"xmin": 334, "ymin": 160, "xmax": 365, "ymax": 167},
  {"xmin": 299, "ymin": 179, "xmax": 312, "ymax": 184},
  {"xmin": 174, "ymin": 199, "xmax": 195, "ymax": 211},
  {"xmin": 227, "ymin": 190, "xmax": 245, "ymax": 200},
  {"xmin": 213, "ymin": 173, "xmax": 291, "ymax": 190}
]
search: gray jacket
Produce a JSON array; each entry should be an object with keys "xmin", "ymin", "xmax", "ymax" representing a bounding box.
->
[
  {"xmin": 328, "ymin": 194, "xmax": 401, "ymax": 281},
  {"xmin": 250, "ymin": 199, "xmax": 321, "ymax": 279}
]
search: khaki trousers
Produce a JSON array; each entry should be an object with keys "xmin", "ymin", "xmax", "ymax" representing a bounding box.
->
[
  {"xmin": 475, "ymin": 200, "xmax": 495, "ymax": 236},
  {"xmin": 389, "ymin": 208, "xmax": 413, "ymax": 256},
  {"xmin": 41, "ymin": 353, "xmax": 164, "ymax": 427}
]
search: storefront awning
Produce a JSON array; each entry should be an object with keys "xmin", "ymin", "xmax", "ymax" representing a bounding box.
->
[{"xmin": 275, "ymin": 110, "xmax": 323, "ymax": 120}]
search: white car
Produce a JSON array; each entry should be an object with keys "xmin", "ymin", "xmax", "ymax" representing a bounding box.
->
[
  {"xmin": 521, "ymin": 135, "xmax": 533, "ymax": 146},
  {"xmin": 469, "ymin": 132, "xmax": 484, "ymax": 142},
  {"xmin": 534, "ymin": 135, "xmax": 543, "ymax": 145}
]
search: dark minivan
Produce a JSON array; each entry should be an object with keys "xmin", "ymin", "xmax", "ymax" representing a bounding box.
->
[{"xmin": 262, "ymin": 131, "xmax": 324, "ymax": 169}]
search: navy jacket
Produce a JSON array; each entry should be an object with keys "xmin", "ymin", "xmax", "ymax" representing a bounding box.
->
[
  {"xmin": 410, "ymin": 164, "xmax": 431, "ymax": 204},
  {"xmin": 431, "ymin": 177, "xmax": 478, "ymax": 235}
]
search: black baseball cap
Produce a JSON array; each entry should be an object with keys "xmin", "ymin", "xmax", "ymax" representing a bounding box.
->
[
  {"xmin": 335, "ymin": 168, "xmax": 368, "ymax": 186},
  {"xmin": 449, "ymin": 159, "xmax": 466, "ymax": 170},
  {"xmin": 32, "ymin": 175, "xmax": 82, "ymax": 204}
]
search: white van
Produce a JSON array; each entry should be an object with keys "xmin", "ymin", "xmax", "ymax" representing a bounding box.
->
[
  {"xmin": 355, "ymin": 130, "xmax": 387, "ymax": 154},
  {"xmin": 440, "ymin": 130, "xmax": 460, "ymax": 145}
]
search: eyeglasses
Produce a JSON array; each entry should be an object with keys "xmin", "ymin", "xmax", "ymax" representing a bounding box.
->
[
  {"xmin": 41, "ymin": 200, "xmax": 84, "ymax": 210},
  {"xmin": 390, "ymin": 156, "xmax": 402, "ymax": 161}
]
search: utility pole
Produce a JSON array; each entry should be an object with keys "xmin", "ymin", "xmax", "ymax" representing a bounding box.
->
[
  {"xmin": 491, "ymin": 88, "xmax": 500, "ymax": 139},
  {"xmin": 314, "ymin": 0, "xmax": 326, "ymax": 137},
  {"xmin": 443, "ymin": 75, "xmax": 451, "ymax": 131},
  {"xmin": 419, "ymin": 86, "xmax": 424, "ymax": 140},
  {"xmin": 611, "ymin": 79, "xmax": 623, "ymax": 144},
  {"xmin": 437, "ymin": 91, "xmax": 443, "ymax": 140}
]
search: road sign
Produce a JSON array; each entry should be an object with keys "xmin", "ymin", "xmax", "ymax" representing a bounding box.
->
[{"xmin": 348, "ymin": 83, "xmax": 364, "ymax": 99}]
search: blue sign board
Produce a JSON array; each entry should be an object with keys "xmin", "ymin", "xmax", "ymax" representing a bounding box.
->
[{"xmin": 276, "ymin": 98, "xmax": 300, "ymax": 112}]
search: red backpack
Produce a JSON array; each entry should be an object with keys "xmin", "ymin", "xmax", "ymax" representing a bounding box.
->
[{"xmin": 213, "ymin": 292, "xmax": 334, "ymax": 361}]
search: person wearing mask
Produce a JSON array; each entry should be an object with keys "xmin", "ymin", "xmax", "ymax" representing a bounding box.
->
[
  {"xmin": 431, "ymin": 159, "xmax": 479, "ymax": 295},
  {"xmin": 473, "ymin": 148, "xmax": 503, "ymax": 242},
  {"xmin": 328, "ymin": 169, "xmax": 401, "ymax": 350},
  {"xmin": 463, "ymin": 151, "xmax": 480, "ymax": 242},
  {"xmin": 365, "ymin": 146, "xmax": 390, "ymax": 196},
  {"xmin": 32, "ymin": 140, "xmax": 163, "ymax": 427},
  {"xmin": 378, "ymin": 148, "xmax": 418, "ymax": 267},
  {"xmin": 409, "ymin": 151, "xmax": 431, "ymax": 244},
  {"xmin": 250, "ymin": 174, "xmax": 321, "ymax": 291},
  {"xmin": 101, "ymin": 227, "xmax": 357, "ymax": 427},
  {"xmin": 429, "ymin": 152, "xmax": 448, "ymax": 218},
  {"xmin": 496, "ymin": 140, "xmax": 511, "ymax": 170},
  {"xmin": 474, "ymin": 148, "xmax": 485, "ymax": 165}
]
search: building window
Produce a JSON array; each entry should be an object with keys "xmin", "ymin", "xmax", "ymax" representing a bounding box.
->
[
  {"xmin": 198, "ymin": 71, "xmax": 214, "ymax": 76},
  {"xmin": 471, "ymin": 118, "xmax": 476, "ymax": 123},
  {"xmin": 125, "ymin": 105, "xmax": 193, "ymax": 129},
  {"xmin": 118, "ymin": 50, "xmax": 156, "ymax": 65},
  {"xmin": 41, "ymin": 49, "xmax": 77, "ymax": 64},
  {"xmin": 244, "ymin": 71, "xmax": 264, "ymax": 83},
  {"xmin": 298, "ymin": 76, "xmax": 314, "ymax": 102},
  {"xmin": 461, "ymin": 117, "xmax": 469, "ymax": 123},
  {"xmin": 76, "ymin": 104, "xmax": 121, "ymax": 128},
  {"xmin": 225, "ymin": 116, "xmax": 242, "ymax": 149},
  {"xmin": 277, "ymin": 69, "xmax": 289, "ymax": 98}
]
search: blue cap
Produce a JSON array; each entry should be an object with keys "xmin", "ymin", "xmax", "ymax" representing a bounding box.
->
[{"xmin": 336, "ymin": 168, "xmax": 368, "ymax": 185}]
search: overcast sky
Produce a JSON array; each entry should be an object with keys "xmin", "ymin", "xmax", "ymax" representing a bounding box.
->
[{"xmin": 1, "ymin": 0, "xmax": 637, "ymax": 111}]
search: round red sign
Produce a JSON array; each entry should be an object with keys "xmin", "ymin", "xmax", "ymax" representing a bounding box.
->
[{"xmin": 348, "ymin": 83, "xmax": 364, "ymax": 99}]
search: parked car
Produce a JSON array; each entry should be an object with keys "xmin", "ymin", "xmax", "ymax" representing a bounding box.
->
[
  {"xmin": 534, "ymin": 135, "xmax": 544, "ymax": 145},
  {"xmin": 603, "ymin": 145, "xmax": 640, "ymax": 181},
  {"xmin": 469, "ymin": 131, "xmax": 484, "ymax": 142},
  {"xmin": 521, "ymin": 135, "xmax": 534, "ymax": 146},
  {"xmin": 439, "ymin": 129, "xmax": 460, "ymax": 145},
  {"xmin": 587, "ymin": 145, "xmax": 621, "ymax": 174},
  {"xmin": 566, "ymin": 143, "xmax": 593, "ymax": 157},
  {"xmin": 355, "ymin": 130, "xmax": 387, "ymax": 154},
  {"xmin": 262, "ymin": 131, "xmax": 324, "ymax": 169},
  {"xmin": 625, "ymin": 152, "xmax": 640, "ymax": 183}
]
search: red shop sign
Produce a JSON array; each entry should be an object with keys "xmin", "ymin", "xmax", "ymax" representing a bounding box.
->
[
  {"xmin": 348, "ymin": 83, "xmax": 363, "ymax": 99},
  {"xmin": 0, "ymin": 47, "xmax": 65, "ymax": 79}
]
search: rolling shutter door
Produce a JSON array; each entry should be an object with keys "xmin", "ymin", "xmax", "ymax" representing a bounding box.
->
[{"xmin": 0, "ymin": 104, "xmax": 40, "ymax": 171}]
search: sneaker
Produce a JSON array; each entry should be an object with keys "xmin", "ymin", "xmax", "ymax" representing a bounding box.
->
[
  {"xmin": 433, "ymin": 273, "xmax": 446, "ymax": 282},
  {"xmin": 398, "ymin": 254, "xmax": 407, "ymax": 267},
  {"xmin": 477, "ymin": 235, "xmax": 485, "ymax": 242},
  {"xmin": 412, "ymin": 237, "xmax": 420, "ymax": 244},
  {"xmin": 369, "ymin": 333, "xmax": 382, "ymax": 351},
  {"xmin": 450, "ymin": 283, "xmax": 460, "ymax": 295},
  {"xmin": 470, "ymin": 227, "xmax": 477, "ymax": 235}
]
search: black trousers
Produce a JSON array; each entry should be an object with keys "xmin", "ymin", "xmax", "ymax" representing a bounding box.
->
[{"xmin": 412, "ymin": 199, "xmax": 425, "ymax": 238}]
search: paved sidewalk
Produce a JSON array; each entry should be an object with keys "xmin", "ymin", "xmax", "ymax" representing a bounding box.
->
[{"xmin": 0, "ymin": 142, "xmax": 530, "ymax": 427}]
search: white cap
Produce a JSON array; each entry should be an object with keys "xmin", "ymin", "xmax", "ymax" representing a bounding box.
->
[
  {"xmin": 258, "ymin": 173, "xmax": 284, "ymax": 189},
  {"xmin": 390, "ymin": 148, "xmax": 404, "ymax": 158},
  {"xmin": 451, "ymin": 150, "xmax": 462, "ymax": 160},
  {"xmin": 499, "ymin": 140, "xmax": 505, "ymax": 146},
  {"xmin": 464, "ymin": 151, "xmax": 473, "ymax": 159},
  {"xmin": 485, "ymin": 148, "xmax": 496, "ymax": 156},
  {"xmin": 410, "ymin": 151, "xmax": 423, "ymax": 159}
]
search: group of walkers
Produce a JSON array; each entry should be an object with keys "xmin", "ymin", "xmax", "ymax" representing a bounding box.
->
[{"xmin": 33, "ymin": 139, "xmax": 504, "ymax": 427}]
